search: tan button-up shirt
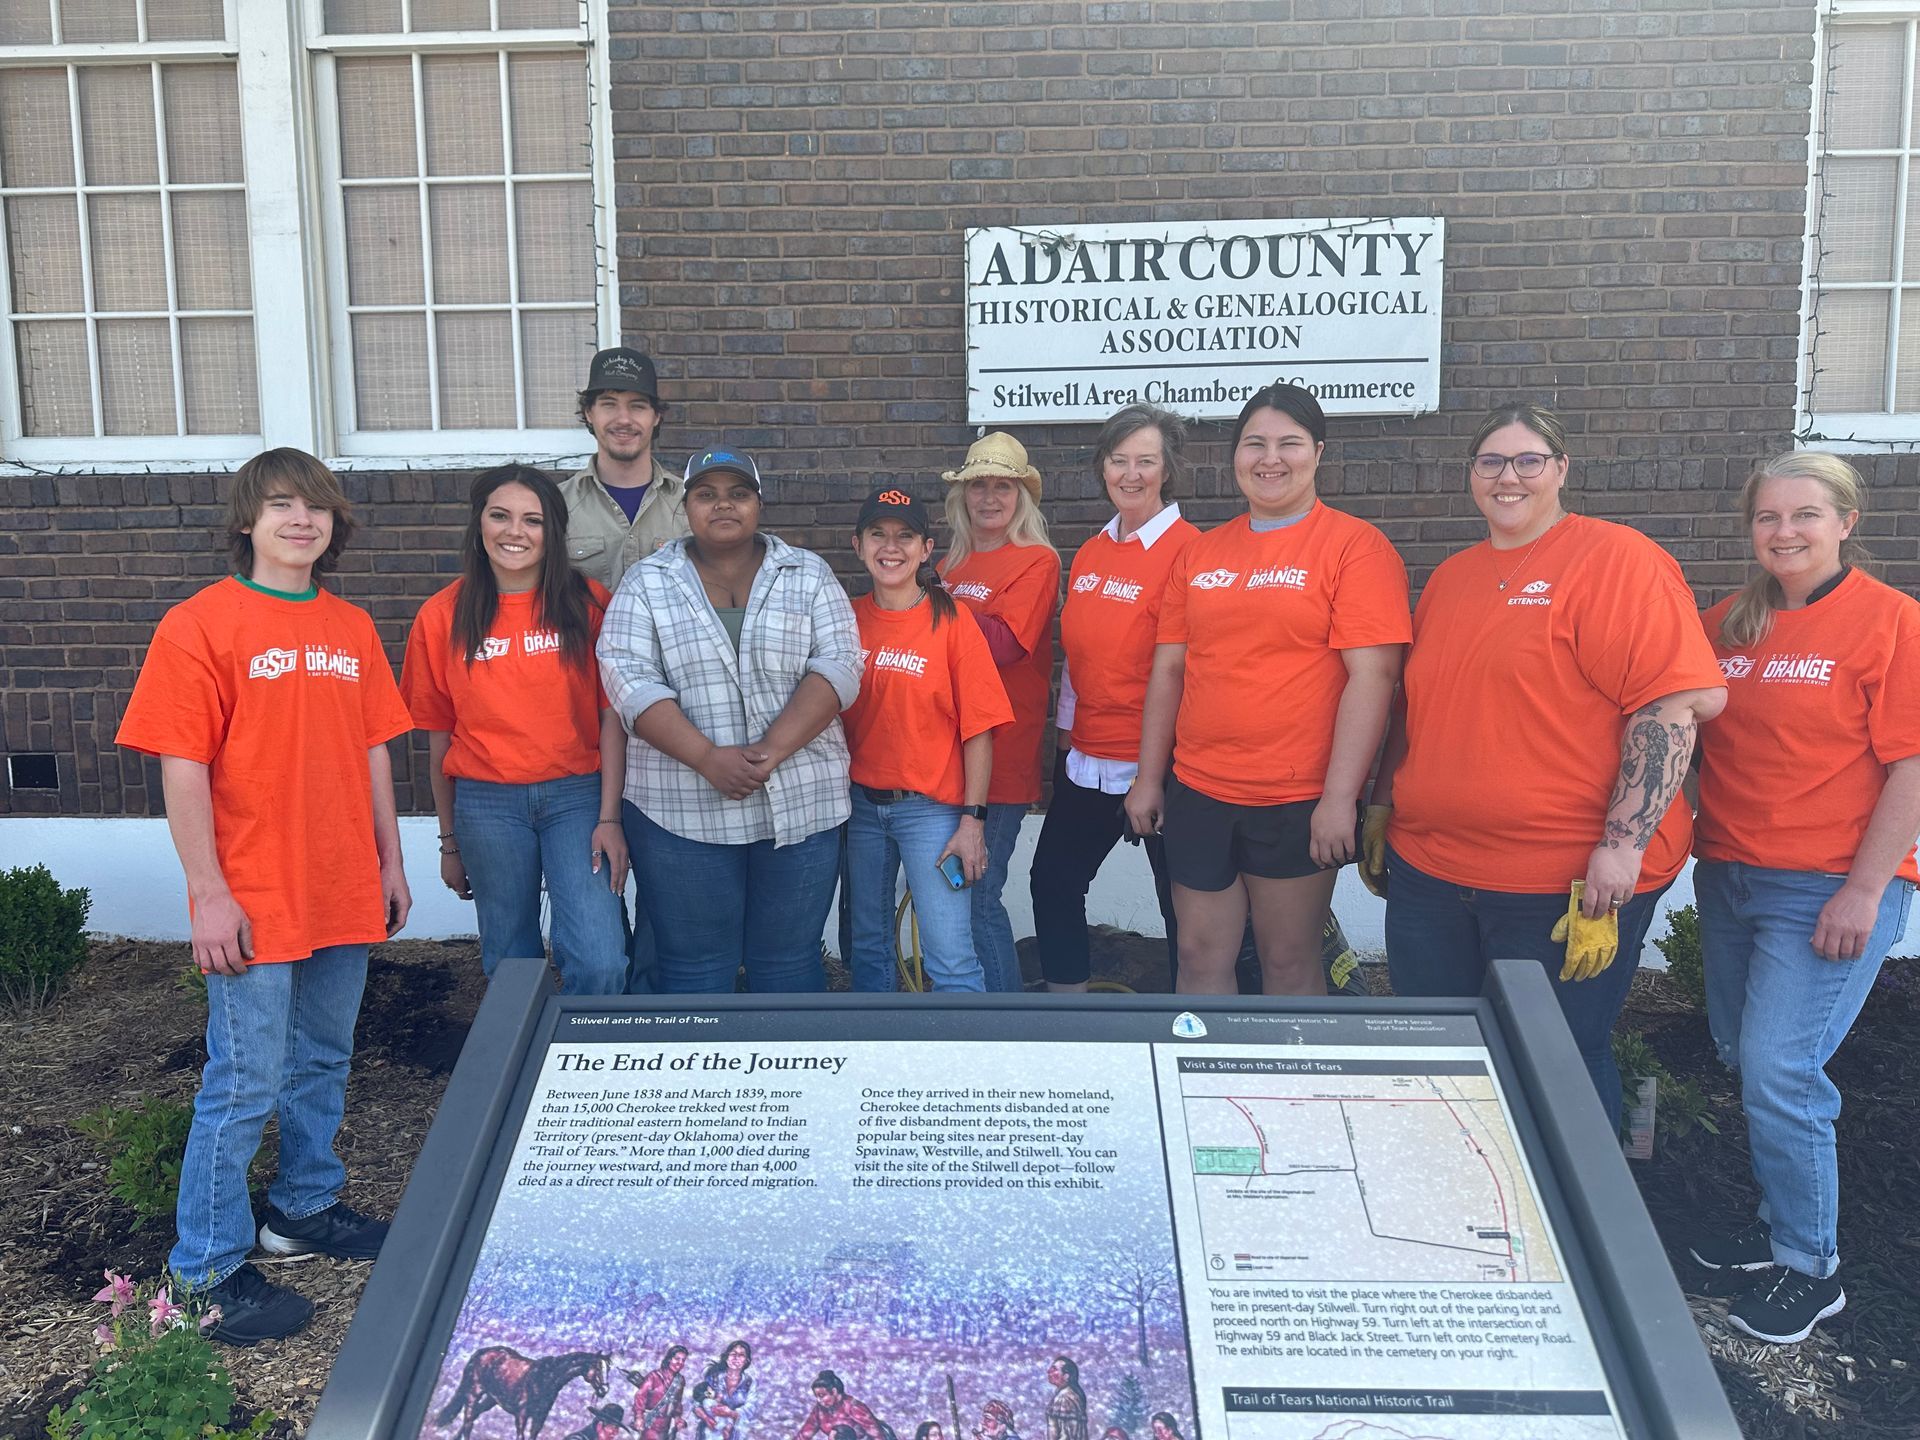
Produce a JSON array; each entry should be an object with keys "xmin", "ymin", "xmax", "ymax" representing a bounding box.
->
[{"xmin": 556, "ymin": 455, "xmax": 688, "ymax": 593}]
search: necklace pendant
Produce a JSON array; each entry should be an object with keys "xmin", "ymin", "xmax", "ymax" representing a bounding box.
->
[{"xmin": 1497, "ymin": 580, "xmax": 1507, "ymax": 591}]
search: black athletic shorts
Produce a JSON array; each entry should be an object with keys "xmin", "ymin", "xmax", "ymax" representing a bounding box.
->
[{"xmin": 1163, "ymin": 777, "xmax": 1351, "ymax": 891}]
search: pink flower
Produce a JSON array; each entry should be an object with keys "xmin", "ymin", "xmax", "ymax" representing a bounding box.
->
[
  {"xmin": 91, "ymin": 1271, "xmax": 136, "ymax": 1316},
  {"xmin": 198, "ymin": 1304, "xmax": 223, "ymax": 1332},
  {"xmin": 93, "ymin": 1323, "xmax": 115, "ymax": 1350},
  {"xmin": 147, "ymin": 1291, "xmax": 183, "ymax": 1335}
]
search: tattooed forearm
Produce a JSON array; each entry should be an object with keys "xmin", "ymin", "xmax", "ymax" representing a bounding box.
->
[{"xmin": 1603, "ymin": 701, "xmax": 1697, "ymax": 851}]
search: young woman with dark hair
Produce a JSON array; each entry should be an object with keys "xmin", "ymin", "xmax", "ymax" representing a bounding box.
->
[{"xmin": 402, "ymin": 464, "xmax": 629, "ymax": 994}]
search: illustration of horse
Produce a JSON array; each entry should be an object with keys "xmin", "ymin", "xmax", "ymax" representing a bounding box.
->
[{"xmin": 435, "ymin": 1346, "xmax": 612, "ymax": 1440}]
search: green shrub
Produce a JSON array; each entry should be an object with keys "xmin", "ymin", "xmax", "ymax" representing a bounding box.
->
[
  {"xmin": 1613, "ymin": 1029, "xmax": 1718, "ymax": 1142},
  {"xmin": 51, "ymin": 1273, "xmax": 273, "ymax": 1440},
  {"xmin": 0, "ymin": 863, "xmax": 91, "ymax": 1008},
  {"xmin": 1653, "ymin": 903, "xmax": 1706, "ymax": 1011},
  {"xmin": 76, "ymin": 1100, "xmax": 195, "ymax": 1226}
]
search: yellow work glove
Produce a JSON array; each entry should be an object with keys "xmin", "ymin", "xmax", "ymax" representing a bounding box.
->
[
  {"xmin": 1549, "ymin": 879, "xmax": 1619, "ymax": 982},
  {"xmin": 1358, "ymin": 804, "xmax": 1391, "ymax": 898}
]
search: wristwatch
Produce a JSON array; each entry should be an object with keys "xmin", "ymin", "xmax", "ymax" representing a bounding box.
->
[{"xmin": 962, "ymin": 804, "xmax": 990, "ymax": 821}]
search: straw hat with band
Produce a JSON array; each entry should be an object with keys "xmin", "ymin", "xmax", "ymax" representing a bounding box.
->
[{"xmin": 941, "ymin": 432, "xmax": 1042, "ymax": 502}]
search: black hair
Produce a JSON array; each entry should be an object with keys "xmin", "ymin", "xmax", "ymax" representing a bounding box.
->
[
  {"xmin": 1231, "ymin": 382, "xmax": 1326, "ymax": 450},
  {"xmin": 452, "ymin": 465, "xmax": 594, "ymax": 669}
]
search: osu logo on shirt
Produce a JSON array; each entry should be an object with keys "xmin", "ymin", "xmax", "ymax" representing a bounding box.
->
[
  {"xmin": 247, "ymin": 647, "xmax": 299, "ymax": 680},
  {"xmin": 950, "ymin": 581, "xmax": 992, "ymax": 602},
  {"xmin": 475, "ymin": 637, "xmax": 512, "ymax": 662},
  {"xmin": 1507, "ymin": 578, "xmax": 1553, "ymax": 607},
  {"xmin": 1190, "ymin": 568, "xmax": 1240, "ymax": 590},
  {"xmin": 1072, "ymin": 572, "xmax": 1102, "ymax": 594},
  {"xmin": 1719, "ymin": 655, "xmax": 1755, "ymax": 680}
]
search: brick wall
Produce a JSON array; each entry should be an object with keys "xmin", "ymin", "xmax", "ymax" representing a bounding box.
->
[{"xmin": 7, "ymin": 0, "xmax": 1918, "ymax": 818}]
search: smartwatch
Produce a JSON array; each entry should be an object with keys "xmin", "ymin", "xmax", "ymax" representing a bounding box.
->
[{"xmin": 962, "ymin": 804, "xmax": 990, "ymax": 821}]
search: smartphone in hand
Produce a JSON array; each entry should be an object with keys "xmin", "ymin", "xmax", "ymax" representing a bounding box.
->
[{"xmin": 937, "ymin": 853, "xmax": 967, "ymax": 890}]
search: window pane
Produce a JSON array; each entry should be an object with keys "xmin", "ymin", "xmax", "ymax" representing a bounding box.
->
[
  {"xmin": 0, "ymin": 4, "xmax": 54, "ymax": 44},
  {"xmin": 423, "ymin": 53, "xmax": 503, "ymax": 176},
  {"xmin": 78, "ymin": 65, "xmax": 158, "ymax": 186},
  {"xmin": 87, "ymin": 193, "xmax": 166, "ymax": 311},
  {"xmin": 516, "ymin": 182, "xmax": 593, "ymax": 302},
  {"xmin": 181, "ymin": 315, "xmax": 259, "ymax": 433},
  {"xmin": 337, "ymin": 56, "xmax": 418, "ymax": 180},
  {"xmin": 1822, "ymin": 157, "xmax": 1897, "ymax": 283},
  {"xmin": 501, "ymin": 0, "xmax": 581, "ymax": 27},
  {"xmin": 163, "ymin": 64, "xmax": 243, "ymax": 184},
  {"xmin": 1811, "ymin": 290, "xmax": 1890, "ymax": 411},
  {"xmin": 146, "ymin": 0, "xmax": 225, "ymax": 42},
  {"xmin": 56, "ymin": 0, "xmax": 136, "ymax": 43},
  {"xmin": 1824, "ymin": 25, "xmax": 1905, "ymax": 151},
  {"xmin": 97, "ymin": 317, "xmax": 175, "ymax": 434},
  {"xmin": 172, "ymin": 192, "xmax": 251, "ymax": 310},
  {"xmin": 15, "ymin": 319, "xmax": 92, "ymax": 436},
  {"xmin": 323, "ymin": 0, "xmax": 402, "ymax": 33},
  {"xmin": 522, "ymin": 309, "xmax": 594, "ymax": 426},
  {"xmin": 509, "ymin": 52, "xmax": 588, "ymax": 173},
  {"xmin": 352, "ymin": 312, "xmax": 430, "ymax": 429},
  {"xmin": 0, "ymin": 69, "xmax": 75, "ymax": 189},
  {"xmin": 430, "ymin": 184, "xmax": 508, "ymax": 303},
  {"xmin": 412, "ymin": 0, "xmax": 490, "ymax": 31},
  {"xmin": 344, "ymin": 187, "xmax": 425, "ymax": 305},
  {"xmin": 436, "ymin": 310, "xmax": 515, "ymax": 427},
  {"xmin": 5, "ymin": 196, "xmax": 83, "ymax": 313}
]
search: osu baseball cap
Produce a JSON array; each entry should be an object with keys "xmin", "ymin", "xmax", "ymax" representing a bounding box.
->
[
  {"xmin": 684, "ymin": 447, "xmax": 762, "ymax": 492},
  {"xmin": 855, "ymin": 485, "xmax": 930, "ymax": 535},
  {"xmin": 585, "ymin": 347, "xmax": 658, "ymax": 400}
]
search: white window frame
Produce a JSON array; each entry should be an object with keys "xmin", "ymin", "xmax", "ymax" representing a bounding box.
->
[
  {"xmin": 0, "ymin": 0, "xmax": 613, "ymax": 473},
  {"xmin": 1798, "ymin": 1, "xmax": 1920, "ymax": 448}
]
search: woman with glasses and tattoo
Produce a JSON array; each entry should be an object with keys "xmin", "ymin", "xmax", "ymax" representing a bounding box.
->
[
  {"xmin": 1684, "ymin": 452, "xmax": 1920, "ymax": 1345},
  {"xmin": 1361, "ymin": 401, "xmax": 1726, "ymax": 1118}
]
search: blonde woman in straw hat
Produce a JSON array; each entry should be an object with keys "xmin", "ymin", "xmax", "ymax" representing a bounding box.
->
[{"xmin": 938, "ymin": 432, "xmax": 1063, "ymax": 993}]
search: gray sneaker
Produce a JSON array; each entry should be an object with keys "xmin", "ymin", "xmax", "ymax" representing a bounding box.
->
[
  {"xmin": 191, "ymin": 1263, "xmax": 314, "ymax": 1346},
  {"xmin": 257, "ymin": 1201, "xmax": 389, "ymax": 1262}
]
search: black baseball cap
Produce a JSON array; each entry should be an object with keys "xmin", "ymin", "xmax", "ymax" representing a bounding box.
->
[
  {"xmin": 684, "ymin": 447, "xmax": 762, "ymax": 492},
  {"xmin": 855, "ymin": 485, "xmax": 930, "ymax": 535},
  {"xmin": 585, "ymin": 347, "xmax": 658, "ymax": 400}
]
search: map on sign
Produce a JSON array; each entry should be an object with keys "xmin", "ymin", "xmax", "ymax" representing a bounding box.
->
[
  {"xmin": 1226, "ymin": 1418, "xmax": 1615, "ymax": 1440},
  {"xmin": 1179, "ymin": 1068, "xmax": 1559, "ymax": 1284}
]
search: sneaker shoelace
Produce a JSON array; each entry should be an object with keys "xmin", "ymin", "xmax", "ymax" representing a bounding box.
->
[{"xmin": 1755, "ymin": 1268, "xmax": 1820, "ymax": 1307}]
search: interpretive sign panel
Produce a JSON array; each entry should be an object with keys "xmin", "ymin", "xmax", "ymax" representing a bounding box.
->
[
  {"xmin": 313, "ymin": 967, "xmax": 1738, "ymax": 1440},
  {"xmin": 964, "ymin": 218, "xmax": 1444, "ymax": 425}
]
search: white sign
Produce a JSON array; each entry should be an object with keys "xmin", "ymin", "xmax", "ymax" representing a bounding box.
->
[{"xmin": 965, "ymin": 218, "xmax": 1445, "ymax": 424}]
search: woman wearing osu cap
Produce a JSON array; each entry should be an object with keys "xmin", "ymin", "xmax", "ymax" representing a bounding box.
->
[
  {"xmin": 938, "ymin": 432, "xmax": 1062, "ymax": 994},
  {"xmin": 1364, "ymin": 400, "xmax": 1726, "ymax": 1117},
  {"xmin": 1031, "ymin": 404, "xmax": 1198, "ymax": 991},
  {"xmin": 843, "ymin": 486, "xmax": 1013, "ymax": 992},
  {"xmin": 1126, "ymin": 383, "xmax": 1410, "ymax": 995},
  {"xmin": 1685, "ymin": 451, "xmax": 1920, "ymax": 1345}
]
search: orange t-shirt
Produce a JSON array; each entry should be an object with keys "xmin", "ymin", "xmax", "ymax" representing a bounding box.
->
[
  {"xmin": 401, "ymin": 579, "xmax": 611, "ymax": 786},
  {"xmin": 1157, "ymin": 504, "xmax": 1411, "ymax": 805},
  {"xmin": 1061, "ymin": 516, "xmax": 1201, "ymax": 762},
  {"xmin": 940, "ymin": 542, "xmax": 1061, "ymax": 805},
  {"xmin": 1388, "ymin": 514, "xmax": 1725, "ymax": 893},
  {"xmin": 842, "ymin": 595, "xmax": 1014, "ymax": 807},
  {"xmin": 115, "ymin": 577, "xmax": 414, "ymax": 965},
  {"xmin": 1696, "ymin": 570, "xmax": 1920, "ymax": 882}
]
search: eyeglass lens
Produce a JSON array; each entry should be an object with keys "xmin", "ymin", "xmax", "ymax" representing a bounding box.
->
[{"xmin": 1472, "ymin": 452, "xmax": 1550, "ymax": 479}]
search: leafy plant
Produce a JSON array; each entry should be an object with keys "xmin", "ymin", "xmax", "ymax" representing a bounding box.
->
[
  {"xmin": 75, "ymin": 1100, "xmax": 195, "ymax": 1226},
  {"xmin": 49, "ymin": 1271, "xmax": 273, "ymax": 1440},
  {"xmin": 0, "ymin": 862, "xmax": 91, "ymax": 1009},
  {"xmin": 1613, "ymin": 1029, "xmax": 1718, "ymax": 1142},
  {"xmin": 1653, "ymin": 903, "xmax": 1706, "ymax": 1012}
]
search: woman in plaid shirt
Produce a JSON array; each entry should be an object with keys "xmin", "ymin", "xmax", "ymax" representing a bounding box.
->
[{"xmin": 597, "ymin": 449, "xmax": 862, "ymax": 992}]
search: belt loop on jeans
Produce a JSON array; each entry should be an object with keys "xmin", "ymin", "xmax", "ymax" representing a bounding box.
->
[{"xmin": 858, "ymin": 784, "xmax": 916, "ymax": 805}]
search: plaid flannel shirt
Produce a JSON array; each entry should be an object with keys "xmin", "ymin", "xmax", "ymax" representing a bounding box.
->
[{"xmin": 597, "ymin": 533, "xmax": 860, "ymax": 847}]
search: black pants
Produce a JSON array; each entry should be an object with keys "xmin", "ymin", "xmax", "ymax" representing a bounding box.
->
[{"xmin": 1029, "ymin": 750, "xmax": 1178, "ymax": 986}]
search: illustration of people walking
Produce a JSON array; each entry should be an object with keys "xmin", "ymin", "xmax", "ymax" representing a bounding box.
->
[
  {"xmin": 625, "ymin": 1345, "xmax": 692, "ymax": 1440},
  {"xmin": 792, "ymin": 1370, "xmax": 894, "ymax": 1440}
]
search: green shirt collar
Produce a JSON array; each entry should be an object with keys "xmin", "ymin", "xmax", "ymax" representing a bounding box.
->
[{"xmin": 234, "ymin": 573, "xmax": 319, "ymax": 602}]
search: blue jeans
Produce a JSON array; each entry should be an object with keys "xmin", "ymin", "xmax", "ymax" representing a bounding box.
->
[
  {"xmin": 454, "ymin": 773, "xmax": 627, "ymax": 996},
  {"xmin": 972, "ymin": 802, "xmax": 1027, "ymax": 993},
  {"xmin": 1696, "ymin": 861, "xmax": 1914, "ymax": 1278},
  {"xmin": 628, "ymin": 805, "xmax": 835, "ymax": 994},
  {"xmin": 171, "ymin": 945, "xmax": 367, "ymax": 1288},
  {"xmin": 846, "ymin": 790, "xmax": 983, "ymax": 992},
  {"xmin": 1383, "ymin": 844, "xmax": 1662, "ymax": 1122}
]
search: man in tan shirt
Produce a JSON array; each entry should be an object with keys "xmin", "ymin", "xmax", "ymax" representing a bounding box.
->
[{"xmin": 557, "ymin": 347, "xmax": 688, "ymax": 592}]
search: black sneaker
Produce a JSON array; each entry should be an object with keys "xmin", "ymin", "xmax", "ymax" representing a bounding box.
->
[
  {"xmin": 1689, "ymin": 1218, "xmax": 1774, "ymax": 1272},
  {"xmin": 192, "ymin": 1263, "xmax": 315, "ymax": 1346},
  {"xmin": 257, "ymin": 1201, "xmax": 389, "ymax": 1262},
  {"xmin": 1728, "ymin": 1266, "xmax": 1845, "ymax": 1344}
]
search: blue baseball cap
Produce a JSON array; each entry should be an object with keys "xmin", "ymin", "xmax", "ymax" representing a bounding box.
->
[{"xmin": 684, "ymin": 447, "xmax": 763, "ymax": 493}]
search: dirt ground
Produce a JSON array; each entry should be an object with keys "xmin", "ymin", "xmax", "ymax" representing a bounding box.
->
[{"xmin": 0, "ymin": 935, "xmax": 1914, "ymax": 1439}]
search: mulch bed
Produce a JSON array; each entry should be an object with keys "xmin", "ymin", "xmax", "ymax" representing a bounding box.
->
[{"xmin": 0, "ymin": 935, "xmax": 1913, "ymax": 1438}]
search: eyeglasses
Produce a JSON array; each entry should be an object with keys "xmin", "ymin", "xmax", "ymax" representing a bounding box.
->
[{"xmin": 1472, "ymin": 452, "xmax": 1556, "ymax": 479}]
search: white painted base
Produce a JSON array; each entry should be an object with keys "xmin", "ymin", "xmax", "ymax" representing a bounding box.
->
[{"xmin": 13, "ymin": 815, "xmax": 1902, "ymax": 967}]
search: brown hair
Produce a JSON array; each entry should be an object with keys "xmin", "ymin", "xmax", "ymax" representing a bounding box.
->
[
  {"xmin": 1717, "ymin": 451, "xmax": 1871, "ymax": 648},
  {"xmin": 1467, "ymin": 401, "xmax": 1571, "ymax": 460},
  {"xmin": 226, "ymin": 448, "xmax": 355, "ymax": 579},
  {"xmin": 452, "ymin": 465, "xmax": 594, "ymax": 668},
  {"xmin": 1094, "ymin": 403, "xmax": 1191, "ymax": 499}
]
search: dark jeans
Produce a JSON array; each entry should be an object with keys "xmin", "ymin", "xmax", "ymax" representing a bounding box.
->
[
  {"xmin": 1383, "ymin": 843, "xmax": 1665, "ymax": 1124},
  {"xmin": 1030, "ymin": 752, "xmax": 1177, "ymax": 986}
]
